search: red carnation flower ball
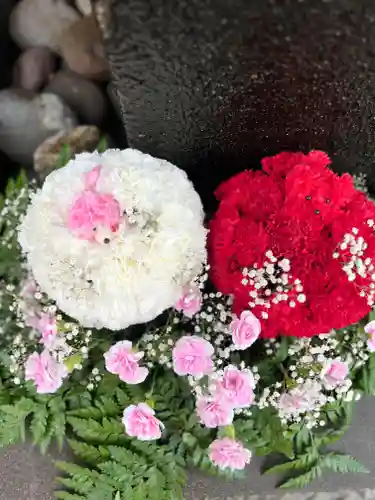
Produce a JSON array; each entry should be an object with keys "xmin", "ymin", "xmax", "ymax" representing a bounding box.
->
[{"xmin": 208, "ymin": 150, "xmax": 375, "ymax": 338}]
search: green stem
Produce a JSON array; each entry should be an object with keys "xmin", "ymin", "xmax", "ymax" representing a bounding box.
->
[
  {"xmin": 279, "ymin": 364, "xmax": 292, "ymax": 387},
  {"xmin": 223, "ymin": 424, "xmax": 236, "ymax": 440},
  {"xmin": 145, "ymin": 368, "xmax": 158, "ymax": 399}
]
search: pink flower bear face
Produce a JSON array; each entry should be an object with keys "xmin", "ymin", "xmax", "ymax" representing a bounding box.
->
[{"xmin": 67, "ymin": 165, "xmax": 123, "ymax": 244}]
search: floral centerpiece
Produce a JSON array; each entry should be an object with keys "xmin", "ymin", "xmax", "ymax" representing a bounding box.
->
[{"xmin": 0, "ymin": 147, "xmax": 374, "ymax": 499}]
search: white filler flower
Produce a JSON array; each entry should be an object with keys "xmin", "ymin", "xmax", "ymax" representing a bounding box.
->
[{"xmin": 19, "ymin": 149, "xmax": 207, "ymax": 330}]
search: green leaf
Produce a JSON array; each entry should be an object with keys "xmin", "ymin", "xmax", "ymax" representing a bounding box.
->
[
  {"xmin": 98, "ymin": 461, "xmax": 132, "ymax": 483},
  {"xmin": 49, "ymin": 404, "xmax": 66, "ymax": 451},
  {"xmin": 186, "ymin": 413, "xmax": 198, "ymax": 430},
  {"xmin": 191, "ymin": 446, "xmax": 204, "ymax": 467},
  {"xmin": 65, "ymin": 353, "xmax": 84, "ymax": 374},
  {"xmin": 102, "ymin": 417, "xmax": 126, "ymax": 438},
  {"xmin": 274, "ymin": 337, "xmax": 290, "ymax": 363},
  {"xmin": 0, "ymin": 415, "xmax": 23, "ymax": 447},
  {"xmin": 68, "ymin": 407, "xmax": 104, "ymax": 420},
  {"xmin": 54, "ymin": 492, "xmax": 86, "ymax": 500},
  {"xmin": 30, "ymin": 404, "xmax": 48, "ymax": 446},
  {"xmin": 368, "ymin": 309, "xmax": 375, "ymax": 324},
  {"xmin": 55, "ymin": 144, "xmax": 72, "ymax": 169},
  {"xmin": 108, "ymin": 445, "xmax": 146, "ymax": 467},
  {"xmin": 55, "ymin": 461, "xmax": 93, "ymax": 477},
  {"xmin": 264, "ymin": 453, "xmax": 317, "ymax": 475},
  {"xmin": 358, "ymin": 352, "xmax": 375, "ymax": 394},
  {"xmin": 56, "ymin": 476, "xmax": 93, "ymax": 495},
  {"xmin": 3, "ymin": 397, "xmax": 35, "ymax": 415},
  {"xmin": 0, "ymin": 397, "xmax": 35, "ymax": 446},
  {"xmin": 68, "ymin": 440, "xmax": 110, "ymax": 464},
  {"xmin": 316, "ymin": 428, "xmax": 346, "ymax": 447},
  {"xmin": 319, "ymin": 453, "xmax": 369, "ymax": 474},
  {"xmin": 88, "ymin": 487, "xmax": 114, "ymax": 500},
  {"xmin": 3, "ymin": 170, "xmax": 28, "ymax": 200},
  {"xmin": 255, "ymin": 445, "xmax": 272, "ymax": 457},
  {"xmin": 97, "ymin": 136, "xmax": 108, "ymax": 153},
  {"xmin": 67, "ymin": 416, "xmax": 123, "ymax": 444},
  {"xmin": 182, "ymin": 432, "xmax": 198, "ymax": 447},
  {"xmin": 274, "ymin": 436, "xmax": 295, "ymax": 459},
  {"xmin": 295, "ymin": 426, "xmax": 310, "ymax": 452},
  {"xmin": 66, "ymin": 388, "xmax": 92, "ymax": 411},
  {"xmin": 115, "ymin": 388, "xmax": 131, "ymax": 407},
  {"xmin": 96, "ymin": 374, "xmax": 120, "ymax": 396},
  {"xmin": 95, "ymin": 396, "xmax": 120, "ymax": 417},
  {"xmin": 15, "ymin": 169, "xmax": 28, "ymax": 189},
  {"xmin": 279, "ymin": 465, "xmax": 323, "ymax": 488},
  {"xmin": 234, "ymin": 418, "xmax": 254, "ymax": 433},
  {"xmin": 0, "ymin": 388, "xmax": 11, "ymax": 406},
  {"xmin": 146, "ymin": 466, "xmax": 165, "ymax": 499},
  {"xmin": 5, "ymin": 177, "xmax": 15, "ymax": 198}
]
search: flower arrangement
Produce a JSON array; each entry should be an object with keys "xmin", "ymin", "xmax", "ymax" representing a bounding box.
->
[
  {"xmin": 18, "ymin": 149, "xmax": 206, "ymax": 330},
  {"xmin": 0, "ymin": 148, "xmax": 375, "ymax": 499},
  {"xmin": 209, "ymin": 150, "xmax": 375, "ymax": 338}
]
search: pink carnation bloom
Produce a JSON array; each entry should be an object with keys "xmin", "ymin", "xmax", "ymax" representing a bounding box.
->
[
  {"xmin": 20, "ymin": 276, "xmax": 38, "ymax": 299},
  {"xmin": 365, "ymin": 320, "xmax": 375, "ymax": 352},
  {"xmin": 122, "ymin": 403, "xmax": 164, "ymax": 440},
  {"xmin": 37, "ymin": 314, "xmax": 58, "ymax": 348},
  {"xmin": 229, "ymin": 310, "xmax": 261, "ymax": 350},
  {"xmin": 19, "ymin": 276, "xmax": 42, "ymax": 328},
  {"xmin": 172, "ymin": 335, "xmax": 214, "ymax": 378},
  {"xmin": 25, "ymin": 350, "xmax": 68, "ymax": 394},
  {"xmin": 196, "ymin": 395, "xmax": 234, "ymax": 428},
  {"xmin": 67, "ymin": 165, "xmax": 121, "ymax": 241},
  {"xmin": 174, "ymin": 284, "xmax": 202, "ymax": 318},
  {"xmin": 23, "ymin": 309, "xmax": 41, "ymax": 330},
  {"xmin": 278, "ymin": 391, "xmax": 306, "ymax": 417},
  {"xmin": 321, "ymin": 359, "xmax": 349, "ymax": 389},
  {"xmin": 213, "ymin": 366, "xmax": 255, "ymax": 408},
  {"xmin": 209, "ymin": 437, "xmax": 252, "ymax": 470},
  {"xmin": 104, "ymin": 341, "xmax": 148, "ymax": 384},
  {"xmin": 279, "ymin": 380, "xmax": 321, "ymax": 417}
]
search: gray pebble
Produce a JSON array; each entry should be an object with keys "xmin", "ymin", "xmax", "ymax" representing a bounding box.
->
[
  {"xmin": 45, "ymin": 70, "xmax": 107, "ymax": 125},
  {"xmin": 13, "ymin": 47, "xmax": 56, "ymax": 92},
  {"xmin": 0, "ymin": 90, "xmax": 77, "ymax": 164},
  {"xmin": 34, "ymin": 125, "xmax": 101, "ymax": 178},
  {"xmin": 58, "ymin": 15, "xmax": 110, "ymax": 81},
  {"xmin": 9, "ymin": 0, "xmax": 80, "ymax": 51},
  {"xmin": 75, "ymin": 0, "xmax": 92, "ymax": 16}
]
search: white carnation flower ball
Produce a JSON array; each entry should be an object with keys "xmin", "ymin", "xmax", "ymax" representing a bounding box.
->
[{"xmin": 18, "ymin": 149, "xmax": 207, "ymax": 329}]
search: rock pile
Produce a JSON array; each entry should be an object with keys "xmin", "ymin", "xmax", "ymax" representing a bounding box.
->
[{"xmin": 1, "ymin": 0, "xmax": 112, "ymax": 177}]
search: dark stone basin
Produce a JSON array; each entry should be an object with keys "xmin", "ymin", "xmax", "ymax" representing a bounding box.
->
[{"xmin": 105, "ymin": 0, "xmax": 375, "ymax": 211}]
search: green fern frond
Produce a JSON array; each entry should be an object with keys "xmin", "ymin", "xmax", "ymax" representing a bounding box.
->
[
  {"xmin": 30, "ymin": 403, "xmax": 49, "ymax": 445},
  {"xmin": 279, "ymin": 465, "xmax": 322, "ymax": 488},
  {"xmin": 319, "ymin": 453, "xmax": 369, "ymax": 474},
  {"xmin": 57, "ymin": 386, "xmax": 187, "ymax": 500},
  {"xmin": 54, "ymin": 492, "xmax": 86, "ymax": 500},
  {"xmin": 264, "ymin": 453, "xmax": 317, "ymax": 476},
  {"xmin": 67, "ymin": 440, "xmax": 110, "ymax": 464},
  {"xmin": 0, "ymin": 397, "xmax": 35, "ymax": 447}
]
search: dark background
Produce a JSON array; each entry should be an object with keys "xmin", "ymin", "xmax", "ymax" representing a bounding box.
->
[
  {"xmin": 0, "ymin": 0, "xmax": 18, "ymax": 192},
  {"xmin": 106, "ymin": 0, "xmax": 375, "ymax": 210}
]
